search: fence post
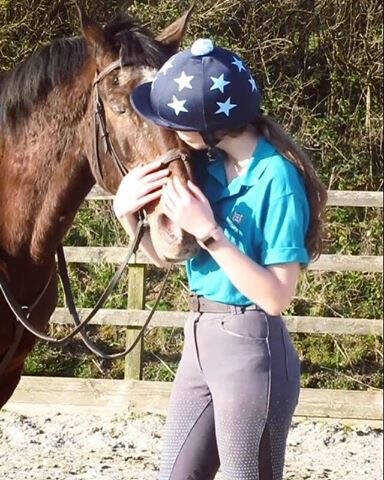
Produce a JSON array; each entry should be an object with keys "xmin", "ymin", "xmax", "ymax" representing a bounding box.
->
[{"xmin": 125, "ymin": 264, "xmax": 146, "ymax": 380}]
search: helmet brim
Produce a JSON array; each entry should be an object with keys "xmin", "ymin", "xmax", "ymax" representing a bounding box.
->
[{"xmin": 130, "ymin": 82, "xmax": 199, "ymax": 132}]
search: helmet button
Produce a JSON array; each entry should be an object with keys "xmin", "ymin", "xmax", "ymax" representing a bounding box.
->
[{"xmin": 190, "ymin": 38, "xmax": 214, "ymax": 56}]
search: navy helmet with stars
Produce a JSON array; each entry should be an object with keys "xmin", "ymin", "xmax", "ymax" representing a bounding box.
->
[{"xmin": 130, "ymin": 38, "xmax": 262, "ymax": 134}]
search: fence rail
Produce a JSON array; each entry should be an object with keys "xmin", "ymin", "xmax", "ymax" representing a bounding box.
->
[
  {"xmin": 9, "ymin": 189, "xmax": 382, "ymax": 423},
  {"xmin": 62, "ymin": 247, "xmax": 383, "ymax": 272},
  {"xmin": 8, "ymin": 376, "xmax": 383, "ymax": 428},
  {"xmin": 86, "ymin": 186, "xmax": 384, "ymax": 207},
  {"xmin": 51, "ymin": 307, "xmax": 383, "ymax": 336}
]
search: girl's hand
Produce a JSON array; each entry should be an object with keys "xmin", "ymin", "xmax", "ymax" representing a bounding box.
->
[
  {"xmin": 113, "ymin": 159, "xmax": 169, "ymax": 218},
  {"xmin": 162, "ymin": 177, "xmax": 217, "ymax": 239}
]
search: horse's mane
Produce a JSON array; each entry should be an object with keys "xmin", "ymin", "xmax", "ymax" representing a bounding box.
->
[{"xmin": 0, "ymin": 14, "xmax": 169, "ymax": 128}]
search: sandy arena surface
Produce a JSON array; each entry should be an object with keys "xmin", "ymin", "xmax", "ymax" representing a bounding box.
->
[{"xmin": 0, "ymin": 409, "xmax": 382, "ymax": 480}]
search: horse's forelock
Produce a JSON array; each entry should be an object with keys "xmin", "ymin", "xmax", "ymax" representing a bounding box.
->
[{"xmin": 105, "ymin": 15, "xmax": 170, "ymax": 69}]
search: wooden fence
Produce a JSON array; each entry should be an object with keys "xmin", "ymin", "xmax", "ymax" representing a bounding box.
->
[{"xmin": 9, "ymin": 189, "xmax": 383, "ymax": 426}]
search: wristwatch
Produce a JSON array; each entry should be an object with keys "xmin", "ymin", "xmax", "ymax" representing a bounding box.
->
[{"xmin": 197, "ymin": 224, "xmax": 222, "ymax": 248}]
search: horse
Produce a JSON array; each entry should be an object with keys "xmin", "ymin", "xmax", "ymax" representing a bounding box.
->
[{"xmin": 0, "ymin": 7, "xmax": 199, "ymax": 408}]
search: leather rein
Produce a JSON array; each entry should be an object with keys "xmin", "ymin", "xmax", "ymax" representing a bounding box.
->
[{"xmin": 0, "ymin": 59, "xmax": 188, "ymax": 372}]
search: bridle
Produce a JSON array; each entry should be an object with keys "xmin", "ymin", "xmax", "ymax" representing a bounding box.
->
[
  {"xmin": 91, "ymin": 59, "xmax": 187, "ymax": 189},
  {"xmin": 0, "ymin": 58, "xmax": 190, "ymax": 373},
  {"xmin": 91, "ymin": 59, "xmax": 129, "ymax": 190}
]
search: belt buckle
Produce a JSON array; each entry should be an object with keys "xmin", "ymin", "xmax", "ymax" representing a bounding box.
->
[
  {"xmin": 234, "ymin": 305, "xmax": 248, "ymax": 314},
  {"xmin": 229, "ymin": 304, "xmax": 240, "ymax": 314}
]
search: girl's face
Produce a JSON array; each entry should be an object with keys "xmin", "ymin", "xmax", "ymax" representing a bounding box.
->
[{"xmin": 176, "ymin": 130, "xmax": 207, "ymax": 150}]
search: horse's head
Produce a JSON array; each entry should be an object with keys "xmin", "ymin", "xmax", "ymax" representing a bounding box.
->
[{"xmin": 79, "ymin": 7, "xmax": 200, "ymax": 262}]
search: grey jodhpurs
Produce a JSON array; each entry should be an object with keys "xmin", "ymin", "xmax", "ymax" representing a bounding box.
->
[{"xmin": 157, "ymin": 307, "xmax": 301, "ymax": 480}]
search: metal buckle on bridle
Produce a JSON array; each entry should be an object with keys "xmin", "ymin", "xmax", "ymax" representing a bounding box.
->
[
  {"xmin": 21, "ymin": 305, "xmax": 31, "ymax": 319},
  {"xmin": 138, "ymin": 208, "xmax": 149, "ymax": 228}
]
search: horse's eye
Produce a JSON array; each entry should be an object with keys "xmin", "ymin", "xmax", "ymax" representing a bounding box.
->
[{"xmin": 112, "ymin": 76, "xmax": 119, "ymax": 86}]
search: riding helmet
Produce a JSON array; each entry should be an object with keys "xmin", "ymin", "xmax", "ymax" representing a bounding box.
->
[{"xmin": 130, "ymin": 38, "xmax": 262, "ymax": 134}]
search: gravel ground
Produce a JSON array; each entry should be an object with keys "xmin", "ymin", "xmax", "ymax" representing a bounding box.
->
[{"xmin": 0, "ymin": 409, "xmax": 382, "ymax": 480}]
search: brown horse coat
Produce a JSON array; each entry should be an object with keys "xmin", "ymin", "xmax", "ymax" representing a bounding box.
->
[{"xmin": 0, "ymin": 9, "xmax": 196, "ymax": 407}]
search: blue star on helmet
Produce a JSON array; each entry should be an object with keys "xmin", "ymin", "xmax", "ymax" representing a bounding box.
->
[
  {"xmin": 215, "ymin": 97, "xmax": 237, "ymax": 116},
  {"xmin": 210, "ymin": 74, "xmax": 230, "ymax": 93},
  {"xmin": 159, "ymin": 58, "xmax": 174, "ymax": 75},
  {"xmin": 174, "ymin": 71, "xmax": 194, "ymax": 91},
  {"xmin": 167, "ymin": 95, "xmax": 188, "ymax": 116},
  {"xmin": 231, "ymin": 56, "xmax": 246, "ymax": 72},
  {"xmin": 248, "ymin": 76, "xmax": 257, "ymax": 92}
]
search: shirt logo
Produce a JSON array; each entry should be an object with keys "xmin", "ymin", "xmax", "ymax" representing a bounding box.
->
[{"xmin": 232, "ymin": 212, "xmax": 244, "ymax": 224}]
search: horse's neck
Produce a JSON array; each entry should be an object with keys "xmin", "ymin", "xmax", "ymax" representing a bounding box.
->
[
  {"xmin": 0, "ymin": 89, "xmax": 95, "ymax": 268},
  {"xmin": 30, "ymin": 150, "xmax": 95, "ymax": 263}
]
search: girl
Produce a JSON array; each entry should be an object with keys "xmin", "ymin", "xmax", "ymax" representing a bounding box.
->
[{"xmin": 114, "ymin": 39, "xmax": 327, "ymax": 480}]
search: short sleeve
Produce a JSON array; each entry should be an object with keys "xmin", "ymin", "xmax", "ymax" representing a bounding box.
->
[{"xmin": 259, "ymin": 193, "xmax": 310, "ymax": 267}]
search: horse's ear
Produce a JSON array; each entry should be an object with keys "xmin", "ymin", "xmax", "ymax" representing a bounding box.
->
[
  {"xmin": 75, "ymin": 2, "xmax": 110, "ymax": 62},
  {"xmin": 156, "ymin": 4, "xmax": 195, "ymax": 53}
]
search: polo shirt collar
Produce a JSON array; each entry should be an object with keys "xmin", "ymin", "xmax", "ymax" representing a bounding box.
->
[{"xmin": 204, "ymin": 136, "xmax": 276, "ymax": 202}]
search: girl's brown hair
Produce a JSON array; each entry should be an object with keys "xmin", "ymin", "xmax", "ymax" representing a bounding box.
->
[{"xmin": 215, "ymin": 115, "xmax": 328, "ymax": 267}]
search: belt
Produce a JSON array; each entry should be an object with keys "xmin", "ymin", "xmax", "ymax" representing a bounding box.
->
[{"xmin": 188, "ymin": 293, "xmax": 264, "ymax": 315}]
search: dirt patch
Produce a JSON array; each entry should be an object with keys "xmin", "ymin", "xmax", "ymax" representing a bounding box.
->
[{"xmin": 0, "ymin": 410, "xmax": 382, "ymax": 479}]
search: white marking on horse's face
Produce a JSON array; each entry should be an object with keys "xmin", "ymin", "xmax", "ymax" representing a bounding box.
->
[
  {"xmin": 140, "ymin": 67, "xmax": 157, "ymax": 84},
  {"xmin": 117, "ymin": 67, "xmax": 157, "ymax": 86}
]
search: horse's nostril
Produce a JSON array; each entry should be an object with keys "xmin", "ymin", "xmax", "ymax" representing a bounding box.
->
[{"xmin": 158, "ymin": 213, "xmax": 182, "ymax": 243}]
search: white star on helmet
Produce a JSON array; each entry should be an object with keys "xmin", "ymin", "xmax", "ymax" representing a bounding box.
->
[
  {"xmin": 174, "ymin": 71, "xmax": 194, "ymax": 91},
  {"xmin": 167, "ymin": 95, "xmax": 188, "ymax": 116}
]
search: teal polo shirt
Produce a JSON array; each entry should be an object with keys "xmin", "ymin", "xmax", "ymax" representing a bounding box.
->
[{"xmin": 185, "ymin": 136, "xmax": 310, "ymax": 306}]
